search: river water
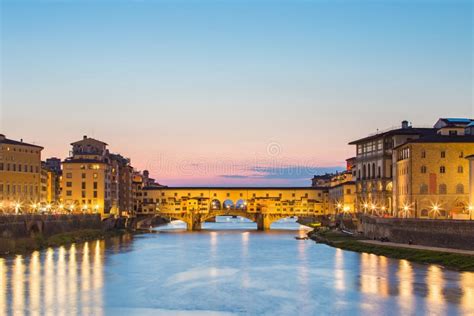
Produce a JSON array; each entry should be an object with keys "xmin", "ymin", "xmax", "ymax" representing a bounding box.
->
[{"xmin": 1, "ymin": 217, "xmax": 473, "ymax": 315}]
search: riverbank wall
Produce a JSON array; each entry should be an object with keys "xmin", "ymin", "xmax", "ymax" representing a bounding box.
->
[
  {"xmin": 0, "ymin": 214, "xmax": 103, "ymax": 238},
  {"xmin": 359, "ymin": 216, "xmax": 474, "ymax": 250}
]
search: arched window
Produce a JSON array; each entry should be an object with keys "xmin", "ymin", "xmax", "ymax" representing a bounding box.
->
[
  {"xmin": 456, "ymin": 184, "xmax": 464, "ymax": 194},
  {"xmin": 421, "ymin": 209, "xmax": 429, "ymax": 217},
  {"xmin": 439, "ymin": 184, "xmax": 447, "ymax": 195},
  {"xmin": 420, "ymin": 184, "xmax": 428, "ymax": 194}
]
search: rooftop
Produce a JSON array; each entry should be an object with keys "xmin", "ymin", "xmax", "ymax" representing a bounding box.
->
[
  {"xmin": 0, "ymin": 134, "xmax": 43, "ymax": 149},
  {"xmin": 349, "ymin": 127, "xmax": 435, "ymax": 145}
]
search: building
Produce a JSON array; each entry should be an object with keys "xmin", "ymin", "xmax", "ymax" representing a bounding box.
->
[
  {"xmin": 61, "ymin": 136, "xmax": 112, "ymax": 215},
  {"xmin": 393, "ymin": 130, "xmax": 474, "ymax": 219},
  {"xmin": 60, "ymin": 136, "xmax": 136, "ymax": 217},
  {"xmin": 327, "ymin": 161, "xmax": 356, "ymax": 216},
  {"xmin": 311, "ymin": 174, "xmax": 333, "ymax": 188},
  {"xmin": 41, "ymin": 160, "xmax": 61, "ymax": 204},
  {"xmin": 0, "ymin": 134, "xmax": 43, "ymax": 212},
  {"xmin": 349, "ymin": 121, "xmax": 435, "ymax": 214},
  {"xmin": 109, "ymin": 153, "xmax": 134, "ymax": 216}
]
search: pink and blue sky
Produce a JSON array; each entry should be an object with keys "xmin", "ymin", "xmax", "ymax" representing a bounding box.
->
[{"xmin": 1, "ymin": 0, "xmax": 472, "ymax": 186}]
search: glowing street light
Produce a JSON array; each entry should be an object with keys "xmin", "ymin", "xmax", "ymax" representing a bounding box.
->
[
  {"xmin": 370, "ymin": 204, "xmax": 377, "ymax": 215},
  {"xmin": 401, "ymin": 203, "xmax": 412, "ymax": 218},
  {"xmin": 468, "ymin": 205, "xmax": 473, "ymax": 220},
  {"xmin": 430, "ymin": 203, "xmax": 442, "ymax": 219},
  {"xmin": 14, "ymin": 202, "xmax": 21, "ymax": 215}
]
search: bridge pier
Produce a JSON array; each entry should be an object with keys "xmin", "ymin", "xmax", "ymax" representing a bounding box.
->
[{"xmin": 257, "ymin": 214, "xmax": 271, "ymax": 231}]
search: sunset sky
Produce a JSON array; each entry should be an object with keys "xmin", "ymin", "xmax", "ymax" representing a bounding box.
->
[{"xmin": 1, "ymin": 0, "xmax": 472, "ymax": 186}]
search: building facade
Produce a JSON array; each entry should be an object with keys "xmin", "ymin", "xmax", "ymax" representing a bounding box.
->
[
  {"xmin": 349, "ymin": 121, "xmax": 435, "ymax": 214},
  {"xmin": 60, "ymin": 136, "xmax": 135, "ymax": 217},
  {"xmin": 0, "ymin": 134, "xmax": 43, "ymax": 212},
  {"xmin": 393, "ymin": 134, "xmax": 474, "ymax": 219}
]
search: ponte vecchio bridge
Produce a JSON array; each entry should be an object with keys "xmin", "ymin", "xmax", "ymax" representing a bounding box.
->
[{"xmin": 141, "ymin": 187, "xmax": 328, "ymax": 231}]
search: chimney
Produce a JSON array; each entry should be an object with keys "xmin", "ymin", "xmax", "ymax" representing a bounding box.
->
[
  {"xmin": 20, "ymin": 138, "xmax": 23, "ymax": 142},
  {"xmin": 401, "ymin": 120, "xmax": 410, "ymax": 129},
  {"xmin": 83, "ymin": 135, "xmax": 87, "ymax": 140}
]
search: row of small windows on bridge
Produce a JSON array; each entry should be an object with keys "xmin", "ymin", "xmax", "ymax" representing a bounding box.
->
[
  {"xmin": 141, "ymin": 192, "xmax": 317, "ymax": 199},
  {"xmin": 399, "ymin": 165, "xmax": 464, "ymax": 175},
  {"xmin": 0, "ymin": 163, "xmax": 40, "ymax": 173}
]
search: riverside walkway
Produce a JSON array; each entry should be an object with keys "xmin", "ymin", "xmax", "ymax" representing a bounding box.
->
[{"xmin": 360, "ymin": 240, "xmax": 474, "ymax": 256}]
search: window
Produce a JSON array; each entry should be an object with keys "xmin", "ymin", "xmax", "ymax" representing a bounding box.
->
[
  {"xmin": 440, "ymin": 166, "xmax": 446, "ymax": 174},
  {"xmin": 0, "ymin": 163, "xmax": 3, "ymax": 171},
  {"xmin": 66, "ymin": 190, "xmax": 72, "ymax": 196},
  {"xmin": 441, "ymin": 151, "xmax": 446, "ymax": 158},
  {"xmin": 82, "ymin": 173, "xmax": 86, "ymax": 179},
  {"xmin": 93, "ymin": 182, "xmax": 98, "ymax": 189},
  {"xmin": 449, "ymin": 130, "xmax": 458, "ymax": 136},
  {"xmin": 66, "ymin": 173, "xmax": 72, "ymax": 178},
  {"xmin": 346, "ymin": 189, "xmax": 352, "ymax": 194},
  {"xmin": 66, "ymin": 182, "xmax": 72, "ymax": 187},
  {"xmin": 420, "ymin": 184, "xmax": 428, "ymax": 194},
  {"xmin": 456, "ymin": 184, "xmax": 464, "ymax": 194},
  {"xmin": 439, "ymin": 184, "xmax": 447, "ymax": 195},
  {"xmin": 460, "ymin": 152, "xmax": 464, "ymax": 158},
  {"xmin": 458, "ymin": 166, "xmax": 464, "ymax": 173},
  {"xmin": 82, "ymin": 182, "xmax": 86, "ymax": 190},
  {"xmin": 421, "ymin": 166, "xmax": 427, "ymax": 174},
  {"xmin": 82, "ymin": 191, "xmax": 86, "ymax": 198},
  {"xmin": 93, "ymin": 191, "xmax": 98, "ymax": 198}
]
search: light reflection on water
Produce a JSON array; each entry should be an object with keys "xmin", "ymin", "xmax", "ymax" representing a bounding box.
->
[{"xmin": 1, "ymin": 217, "xmax": 473, "ymax": 315}]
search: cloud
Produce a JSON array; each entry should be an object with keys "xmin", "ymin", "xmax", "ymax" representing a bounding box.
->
[{"xmin": 219, "ymin": 165, "xmax": 344, "ymax": 182}]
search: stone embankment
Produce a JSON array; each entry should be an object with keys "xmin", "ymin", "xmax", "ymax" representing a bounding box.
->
[
  {"xmin": 359, "ymin": 216, "xmax": 474, "ymax": 251},
  {"xmin": 0, "ymin": 214, "xmax": 169, "ymax": 254}
]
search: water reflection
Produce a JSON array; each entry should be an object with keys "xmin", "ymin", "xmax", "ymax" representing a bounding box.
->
[
  {"xmin": 1, "ymin": 224, "xmax": 474, "ymax": 315},
  {"xmin": 426, "ymin": 265, "xmax": 445, "ymax": 313},
  {"xmin": 4, "ymin": 240, "xmax": 105, "ymax": 315},
  {"xmin": 397, "ymin": 260, "xmax": 414, "ymax": 314}
]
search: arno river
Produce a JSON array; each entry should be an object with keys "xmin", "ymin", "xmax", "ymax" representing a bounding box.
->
[{"xmin": 2, "ymin": 218, "xmax": 474, "ymax": 315}]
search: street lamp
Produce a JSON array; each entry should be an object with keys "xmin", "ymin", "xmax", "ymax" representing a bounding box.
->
[
  {"xmin": 468, "ymin": 205, "xmax": 473, "ymax": 220},
  {"xmin": 14, "ymin": 202, "xmax": 21, "ymax": 215},
  {"xmin": 370, "ymin": 204, "xmax": 377, "ymax": 215}
]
